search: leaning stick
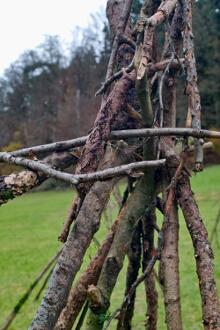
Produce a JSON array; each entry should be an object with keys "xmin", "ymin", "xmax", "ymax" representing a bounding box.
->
[
  {"xmin": 178, "ymin": 175, "xmax": 220, "ymax": 329},
  {"xmin": 55, "ymin": 213, "xmax": 121, "ymax": 330},
  {"xmin": 9, "ymin": 128, "xmax": 220, "ymax": 157},
  {"xmin": 105, "ymin": 0, "xmax": 134, "ymax": 81},
  {"xmin": 104, "ymin": 230, "xmax": 163, "ymax": 330},
  {"xmin": 29, "ymin": 147, "xmax": 140, "ymax": 329}
]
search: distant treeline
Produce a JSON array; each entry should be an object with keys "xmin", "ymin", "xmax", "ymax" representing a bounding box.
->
[{"xmin": 0, "ymin": 0, "xmax": 219, "ymax": 152}]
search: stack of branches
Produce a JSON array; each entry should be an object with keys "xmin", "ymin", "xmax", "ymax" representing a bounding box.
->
[{"xmin": 0, "ymin": 0, "xmax": 220, "ymax": 330}]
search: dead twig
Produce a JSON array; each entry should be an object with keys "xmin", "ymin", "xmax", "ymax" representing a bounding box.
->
[{"xmin": 210, "ymin": 208, "xmax": 220, "ymax": 247}]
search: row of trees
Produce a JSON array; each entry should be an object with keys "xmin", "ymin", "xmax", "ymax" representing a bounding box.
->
[{"xmin": 0, "ymin": 0, "xmax": 219, "ymax": 154}]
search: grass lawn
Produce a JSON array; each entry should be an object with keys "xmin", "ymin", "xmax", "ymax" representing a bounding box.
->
[{"xmin": 0, "ymin": 165, "xmax": 220, "ymax": 329}]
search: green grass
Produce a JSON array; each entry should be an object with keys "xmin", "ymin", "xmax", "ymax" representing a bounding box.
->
[{"xmin": 0, "ymin": 165, "xmax": 220, "ymax": 329}]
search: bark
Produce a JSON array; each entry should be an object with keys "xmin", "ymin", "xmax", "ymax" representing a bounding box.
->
[
  {"xmin": 5, "ymin": 128, "xmax": 220, "ymax": 159},
  {"xmin": 159, "ymin": 201, "xmax": 183, "ymax": 330},
  {"xmin": 75, "ymin": 70, "xmax": 136, "ymax": 194},
  {"xmin": 0, "ymin": 152, "xmax": 78, "ymax": 206},
  {"xmin": 160, "ymin": 133, "xmax": 220, "ymax": 330},
  {"xmin": 135, "ymin": 2, "xmax": 159, "ymax": 328},
  {"xmin": 84, "ymin": 178, "xmax": 149, "ymax": 330},
  {"xmin": 183, "ymin": 0, "xmax": 203, "ymax": 170},
  {"xmin": 105, "ymin": 0, "xmax": 133, "ymax": 80},
  {"xmin": 116, "ymin": 223, "xmax": 142, "ymax": 330},
  {"xmin": 55, "ymin": 215, "xmax": 120, "ymax": 330},
  {"xmin": 158, "ymin": 4, "xmax": 184, "ymax": 328},
  {"xmin": 0, "ymin": 151, "xmax": 165, "ymax": 187},
  {"xmin": 29, "ymin": 147, "xmax": 132, "ymax": 329},
  {"xmin": 178, "ymin": 175, "xmax": 220, "ymax": 329},
  {"xmin": 142, "ymin": 212, "xmax": 158, "ymax": 330}
]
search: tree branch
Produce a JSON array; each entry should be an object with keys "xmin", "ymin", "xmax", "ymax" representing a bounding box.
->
[
  {"xmin": 9, "ymin": 128, "xmax": 220, "ymax": 157},
  {"xmin": 0, "ymin": 152, "xmax": 78, "ymax": 206},
  {"xmin": 0, "ymin": 151, "xmax": 166, "ymax": 187},
  {"xmin": 55, "ymin": 215, "xmax": 121, "ymax": 330}
]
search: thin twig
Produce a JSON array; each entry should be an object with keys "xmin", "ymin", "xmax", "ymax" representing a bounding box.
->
[
  {"xmin": 210, "ymin": 208, "xmax": 220, "ymax": 246},
  {"xmin": 34, "ymin": 267, "xmax": 54, "ymax": 301},
  {"xmin": 96, "ymin": 57, "xmax": 184, "ymax": 96},
  {"xmin": 95, "ymin": 59, "xmax": 134, "ymax": 96}
]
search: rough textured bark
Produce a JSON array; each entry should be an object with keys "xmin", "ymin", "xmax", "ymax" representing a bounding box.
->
[
  {"xmin": 0, "ymin": 152, "xmax": 78, "ymax": 206},
  {"xmin": 142, "ymin": 214, "xmax": 158, "ymax": 330},
  {"xmin": 183, "ymin": 0, "xmax": 203, "ymax": 170},
  {"xmin": 75, "ymin": 0, "xmax": 136, "ymax": 198},
  {"xmin": 158, "ymin": 4, "xmax": 184, "ymax": 328},
  {"xmin": 178, "ymin": 175, "xmax": 220, "ymax": 330},
  {"xmin": 116, "ymin": 223, "xmax": 142, "ymax": 330},
  {"xmin": 84, "ymin": 178, "xmax": 149, "ymax": 330},
  {"xmin": 75, "ymin": 71, "xmax": 136, "ymax": 192},
  {"xmin": 55, "ymin": 215, "xmax": 120, "ymax": 330},
  {"xmin": 136, "ymin": 2, "xmax": 159, "ymax": 328},
  {"xmin": 29, "ymin": 147, "xmax": 132, "ymax": 330},
  {"xmin": 159, "ymin": 201, "xmax": 183, "ymax": 330}
]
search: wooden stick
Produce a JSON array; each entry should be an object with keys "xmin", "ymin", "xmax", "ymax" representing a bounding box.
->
[
  {"xmin": 0, "ymin": 152, "xmax": 166, "ymax": 186},
  {"xmin": 9, "ymin": 128, "xmax": 220, "ymax": 157}
]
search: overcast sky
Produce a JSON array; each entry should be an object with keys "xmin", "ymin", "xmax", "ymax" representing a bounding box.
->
[{"xmin": 0, "ymin": 0, "xmax": 107, "ymax": 76}]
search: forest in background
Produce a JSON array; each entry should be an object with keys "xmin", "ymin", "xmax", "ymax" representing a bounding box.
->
[{"xmin": 0, "ymin": 0, "xmax": 219, "ymax": 154}]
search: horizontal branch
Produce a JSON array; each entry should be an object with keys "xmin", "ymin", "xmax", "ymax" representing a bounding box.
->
[
  {"xmin": 11, "ymin": 137, "xmax": 86, "ymax": 157},
  {"xmin": 0, "ymin": 152, "xmax": 78, "ymax": 206},
  {"xmin": 10, "ymin": 128, "xmax": 220, "ymax": 157},
  {"xmin": 0, "ymin": 152, "xmax": 166, "ymax": 186}
]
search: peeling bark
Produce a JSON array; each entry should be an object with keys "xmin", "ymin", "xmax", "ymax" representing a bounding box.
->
[
  {"xmin": 55, "ymin": 215, "xmax": 120, "ymax": 330},
  {"xmin": 159, "ymin": 201, "xmax": 183, "ymax": 330},
  {"xmin": 75, "ymin": 70, "xmax": 136, "ymax": 195},
  {"xmin": 158, "ymin": 4, "xmax": 184, "ymax": 328},
  {"xmin": 84, "ymin": 178, "xmax": 149, "ymax": 330},
  {"xmin": 29, "ymin": 147, "xmax": 132, "ymax": 330},
  {"xmin": 183, "ymin": 0, "xmax": 203, "ymax": 170},
  {"xmin": 135, "ymin": 2, "xmax": 159, "ymax": 328},
  {"xmin": 0, "ymin": 152, "xmax": 78, "ymax": 206},
  {"xmin": 178, "ymin": 176, "xmax": 220, "ymax": 330}
]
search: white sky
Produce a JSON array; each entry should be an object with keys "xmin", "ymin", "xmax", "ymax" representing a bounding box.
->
[{"xmin": 0, "ymin": 0, "xmax": 107, "ymax": 76}]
